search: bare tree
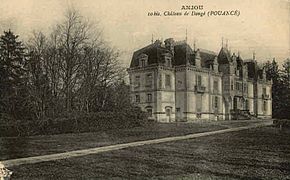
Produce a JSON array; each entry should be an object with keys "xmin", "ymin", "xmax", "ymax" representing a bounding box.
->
[
  {"xmin": 26, "ymin": 31, "xmax": 49, "ymax": 120},
  {"xmin": 27, "ymin": 8, "xmax": 125, "ymax": 115}
]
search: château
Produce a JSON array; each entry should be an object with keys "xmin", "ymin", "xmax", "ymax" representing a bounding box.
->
[{"xmin": 127, "ymin": 38, "xmax": 272, "ymax": 122}]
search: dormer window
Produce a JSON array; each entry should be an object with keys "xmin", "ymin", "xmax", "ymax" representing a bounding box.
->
[
  {"xmin": 262, "ymin": 69, "xmax": 266, "ymax": 79},
  {"xmin": 162, "ymin": 53, "xmax": 172, "ymax": 67},
  {"xmin": 165, "ymin": 57, "xmax": 172, "ymax": 67},
  {"xmin": 140, "ymin": 59, "xmax": 146, "ymax": 67},
  {"xmin": 138, "ymin": 53, "xmax": 148, "ymax": 67}
]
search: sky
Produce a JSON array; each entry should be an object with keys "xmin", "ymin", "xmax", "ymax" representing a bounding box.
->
[{"xmin": 0, "ymin": 0, "xmax": 289, "ymax": 66}]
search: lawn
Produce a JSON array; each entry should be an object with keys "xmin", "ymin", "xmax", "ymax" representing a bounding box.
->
[
  {"xmin": 6, "ymin": 123, "xmax": 290, "ymax": 179},
  {"xmin": 0, "ymin": 120, "xmax": 268, "ymax": 161},
  {"xmin": 0, "ymin": 121, "xmax": 270, "ymax": 160}
]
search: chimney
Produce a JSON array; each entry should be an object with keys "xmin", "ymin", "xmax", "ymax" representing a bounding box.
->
[
  {"xmin": 262, "ymin": 68, "xmax": 266, "ymax": 80},
  {"xmin": 243, "ymin": 65, "xmax": 248, "ymax": 79},
  {"xmin": 231, "ymin": 53, "xmax": 237, "ymax": 64},
  {"xmin": 195, "ymin": 49, "xmax": 201, "ymax": 68},
  {"xmin": 164, "ymin": 38, "xmax": 175, "ymax": 55},
  {"xmin": 213, "ymin": 56, "xmax": 219, "ymax": 73}
]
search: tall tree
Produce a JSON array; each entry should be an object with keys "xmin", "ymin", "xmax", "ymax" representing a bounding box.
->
[
  {"xmin": 264, "ymin": 58, "xmax": 290, "ymax": 119},
  {"xmin": 0, "ymin": 30, "xmax": 28, "ymax": 120},
  {"xmin": 26, "ymin": 31, "xmax": 51, "ymax": 120},
  {"xmin": 53, "ymin": 8, "xmax": 100, "ymax": 112},
  {"xmin": 279, "ymin": 59, "xmax": 290, "ymax": 118}
]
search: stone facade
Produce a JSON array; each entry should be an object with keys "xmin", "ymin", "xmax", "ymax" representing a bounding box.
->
[{"xmin": 127, "ymin": 38, "xmax": 272, "ymax": 122}]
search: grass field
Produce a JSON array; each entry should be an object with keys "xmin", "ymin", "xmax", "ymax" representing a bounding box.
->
[
  {"xmin": 6, "ymin": 124, "xmax": 290, "ymax": 179},
  {"xmin": 0, "ymin": 120, "xmax": 266, "ymax": 161}
]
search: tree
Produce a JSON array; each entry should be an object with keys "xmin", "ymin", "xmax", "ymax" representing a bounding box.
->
[
  {"xmin": 279, "ymin": 59, "xmax": 290, "ymax": 118},
  {"xmin": 282, "ymin": 58, "xmax": 290, "ymax": 87},
  {"xmin": 0, "ymin": 30, "xmax": 28, "ymax": 120},
  {"xmin": 0, "ymin": 9, "xmax": 144, "ymax": 136},
  {"xmin": 264, "ymin": 58, "xmax": 290, "ymax": 119},
  {"xmin": 24, "ymin": 8, "xmax": 126, "ymax": 115},
  {"xmin": 52, "ymin": 8, "xmax": 95, "ymax": 112},
  {"xmin": 26, "ymin": 31, "xmax": 51, "ymax": 120},
  {"xmin": 78, "ymin": 46, "xmax": 126, "ymax": 112}
]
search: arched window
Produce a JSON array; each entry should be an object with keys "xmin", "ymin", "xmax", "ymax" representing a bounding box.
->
[
  {"xmin": 165, "ymin": 57, "xmax": 172, "ymax": 67},
  {"xmin": 145, "ymin": 106, "xmax": 153, "ymax": 117},
  {"xmin": 165, "ymin": 106, "xmax": 172, "ymax": 117}
]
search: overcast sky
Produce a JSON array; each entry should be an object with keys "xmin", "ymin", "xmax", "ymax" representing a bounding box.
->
[{"xmin": 0, "ymin": 0, "xmax": 289, "ymax": 66}]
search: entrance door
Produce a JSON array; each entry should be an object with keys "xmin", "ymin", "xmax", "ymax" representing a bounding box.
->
[{"xmin": 245, "ymin": 99, "xmax": 248, "ymax": 110}]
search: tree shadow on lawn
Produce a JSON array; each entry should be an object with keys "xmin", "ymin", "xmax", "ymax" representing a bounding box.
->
[{"xmin": 0, "ymin": 137, "xmax": 29, "ymax": 160}]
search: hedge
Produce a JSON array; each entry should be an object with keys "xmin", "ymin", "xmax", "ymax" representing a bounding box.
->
[{"xmin": 0, "ymin": 108, "xmax": 148, "ymax": 137}]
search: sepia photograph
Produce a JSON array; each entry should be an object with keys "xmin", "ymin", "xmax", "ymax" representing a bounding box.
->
[{"xmin": 0, "ymin": 0, "xmax": 290, "ymax": 179}]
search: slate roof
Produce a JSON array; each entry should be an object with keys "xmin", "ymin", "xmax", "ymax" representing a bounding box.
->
[
  {"xmin": 130, "ymin": 40, "xmax": 170, "ymax": 67},
  {"xmin": 130, "ymin": 40, "xmax": 216, "ymax": 68},
  {"xmin": 173, "ymin": 42, "xmax": 194, "ymax": 66},
  {"xmin": 129, "ymin": 39, "xmax": 269, "ymax": 81},
  {"xmin": 199, "ymin": 49, "xmax": 217, "ymax": 68},
  {"xmin": 217, "ymin": 47, "xmax": 232, "ymax": 64},
  {"xmin": 236, "ymin": 55, "xmax": 244, "ymax": 67},
  {"xmin": 244, "ymin": 59, "xmax": 258, "ymax": 79}
]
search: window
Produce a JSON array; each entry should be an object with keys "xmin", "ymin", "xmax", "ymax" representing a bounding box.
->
[
  {"xmin": 165, "ymin": 107, "xmax": 172, "ymax": 117},
  {"xmin": 244, "ymin": 84, "xmax": 247, "ymax": 92},
  {"xmin": 214, "ymin": 80, "xmax": 218, "ymax": 93},
  {"xmin": 196, "ymin": 95, "xmax": 202, "ymax": 112},
  {"xmin": 263, "ymin": 101, "xmax": 267, "ymax": 112},
  {"xmin": 147, "ymin": 108, "xmax": 153, "ymax": 117},
  {"xmin": 146, "ymin": 73, "xmax": 153, "ymax": 87},
  {"xmin": 135, "ymin": 95, "xmax": 140, "ymax": 103},
  {"xmin": 235, "ymin": 82, "xmax": 243, "ymax": 92},
  {"xmin": 263, "ymin": 87, "xmax": 266, "ymax": 95},
  {"xmin": 197, "ymin": 75, "xmax": 202, "ymax": 86},
  {"xmin": 147, "ymin": 94, "xmax": 152, "ymax": 102},
  {"xmin": 135, "ymin": 76, "xmax": 140, "ymax": 88},
  {"xmin": 166, "ymin": 57, "xmax": 171, "ymax": 67},
  {"xmin": 231, "ymin": 80, "xmax": 234, "ymax": 90},
  {"xmin": 245, "ymin": 99, "xmax": 249, "ymax": 110},
  {"xmin": 140, "ymin": 59, "xmax": 146, "ymax": 67},
  {"xmin": 165, "ymin": 74, "xmax": 171, "ymax": 88},
  {"xmin": 214, "ymin": 96, "xmax": 219, "ymax": 109},
  {"xmin": 177, "ymin": 80, "xmax": 182, "ymax": 87}
]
